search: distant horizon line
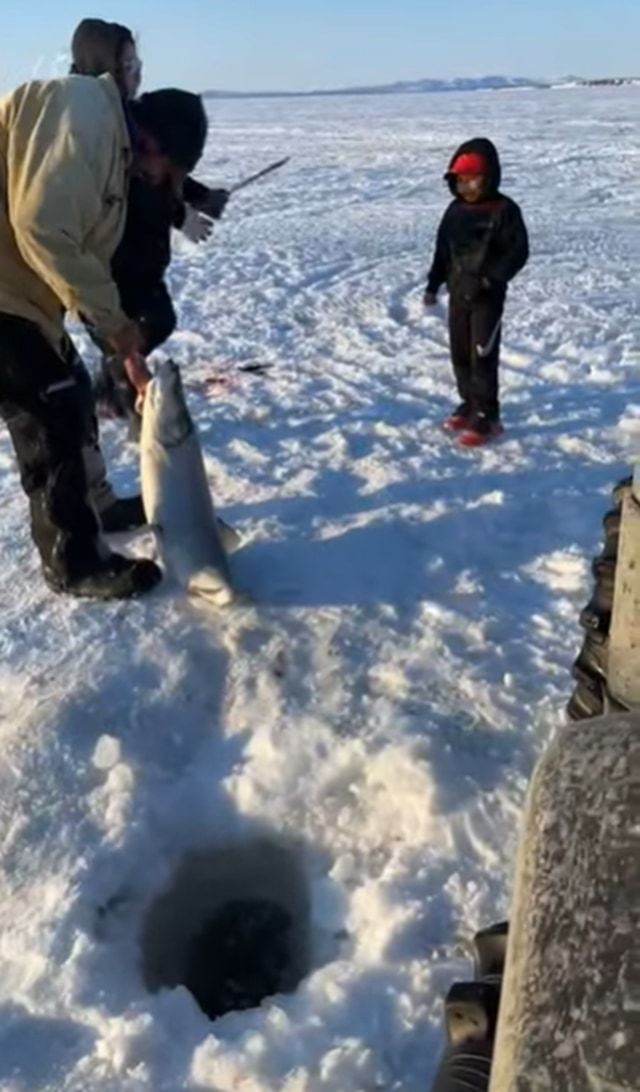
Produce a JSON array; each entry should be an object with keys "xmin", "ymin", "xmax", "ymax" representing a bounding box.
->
[{"xmin": 202, "ymin": 73, "xmax": 640, "ymax": 100}]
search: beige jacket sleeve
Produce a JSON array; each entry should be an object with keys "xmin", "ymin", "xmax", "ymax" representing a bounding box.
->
[{"xmin": 9, "ymin": 82, "xmax": 130, "ymax": 340}]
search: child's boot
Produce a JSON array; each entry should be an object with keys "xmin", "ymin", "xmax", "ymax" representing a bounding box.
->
[
  {"xmin": 443, "ymin": 401, "xmax": 472, "ymax": 431},
  {"xmin": 458, "ymin": 411, "xmax": 503, "ymax": 447}
]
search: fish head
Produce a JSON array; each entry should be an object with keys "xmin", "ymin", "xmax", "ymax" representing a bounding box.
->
[{"xmin": 142, "ymin": 358, "xmax": 193, "ymax": 449}]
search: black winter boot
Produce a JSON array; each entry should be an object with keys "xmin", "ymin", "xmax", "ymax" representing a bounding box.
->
[
  {"xmin": 45, "ymin": 553, "xmax": 161, "ymax": 600},
  {"xmin": 101, "ymin": 496, "xmax": 147, "ymax": 533}
]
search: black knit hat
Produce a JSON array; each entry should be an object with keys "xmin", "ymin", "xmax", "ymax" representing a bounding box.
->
[{"xmin": 131, "ymin": 90, "xmax": 208, "ymax": 172}]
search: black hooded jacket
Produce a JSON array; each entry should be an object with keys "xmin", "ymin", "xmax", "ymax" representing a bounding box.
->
[
  {"xmin": 426, "ymin": 138, "xmax": 529, "ymax": 303},
  {"xmin": 111, "ymin": 177, "xmax": 177, "ymax": 291},
  {"xmin": 70, "ymin": 20, "xmax": 227, "ymax": 299}
]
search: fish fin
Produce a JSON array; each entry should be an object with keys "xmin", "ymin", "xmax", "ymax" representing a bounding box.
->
[{"xmin": 216, "ymin": 518, "xmax": 242, "ymax": 554}]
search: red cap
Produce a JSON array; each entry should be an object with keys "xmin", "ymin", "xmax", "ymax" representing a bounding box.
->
[{"xmin": 450, "ymin": 152, "xmax": 487, "ymax": 176}]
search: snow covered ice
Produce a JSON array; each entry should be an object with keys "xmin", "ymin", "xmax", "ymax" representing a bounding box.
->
[{"xmin": 0, "ymin": 86, "xmax": 639, "ymax": 1090}]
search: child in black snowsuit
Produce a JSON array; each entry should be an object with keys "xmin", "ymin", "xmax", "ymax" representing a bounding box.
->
[{"xmin": 424, "ymin": 138, "xmax": 529, "ymax": 446}]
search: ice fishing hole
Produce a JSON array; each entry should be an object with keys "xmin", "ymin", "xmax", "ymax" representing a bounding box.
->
[{"xmin": 140, "ymin": 839, "xmax": 311, "ymax": 1020}]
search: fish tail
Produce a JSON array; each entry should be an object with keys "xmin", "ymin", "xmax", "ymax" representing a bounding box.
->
[{"xmin": 188, "ymin": 569, "xmax": 234, "ymax": 608}]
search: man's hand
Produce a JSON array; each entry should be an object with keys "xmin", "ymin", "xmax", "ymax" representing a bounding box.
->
[
  {"xmin": 182, "ymin": 206, "xmax": 215, "ymax": 244},
  {"xmin": 123, "ymin": 353, "xmax": 152, "ymax": 414},
  {"xmin": 108, "ymin": 321, "xmax": 144, "ymax": 358},
  {"xmin": 424, "ymin": 290, "xmax": 438, "ymax": 307}
]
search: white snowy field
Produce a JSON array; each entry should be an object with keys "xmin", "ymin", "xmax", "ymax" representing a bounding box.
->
[{"xmin": 0, "ymin": 86, "xmax": 639, "ymax": 1091}]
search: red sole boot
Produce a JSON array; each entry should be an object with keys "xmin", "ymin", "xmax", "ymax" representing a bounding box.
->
[
  {"xmin": 458, "ymin": 422, "xmax": 504, "ymax": 447},
  {"xmin": 443, "ymin": 404, "xmax": 472, "ymax": 431}
]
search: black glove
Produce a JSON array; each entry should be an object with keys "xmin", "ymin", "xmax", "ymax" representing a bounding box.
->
[{"xmin": 199, "ymin": 188, "xmax": 230, "ymax": 221}]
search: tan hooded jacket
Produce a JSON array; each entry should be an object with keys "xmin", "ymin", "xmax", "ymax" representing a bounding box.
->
[{"xmin": 0, "ymin": 74, "xmax": 131, "ymax": 357}]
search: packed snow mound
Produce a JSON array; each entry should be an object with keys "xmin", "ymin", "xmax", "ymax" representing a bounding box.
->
[{"xmin": 0, "ymin": 85, "xmax": 638, "ymax": 1090}]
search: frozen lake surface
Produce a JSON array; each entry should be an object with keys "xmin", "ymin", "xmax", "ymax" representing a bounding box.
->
[{"xmin": 0, "ymin": 85, "xmax": 638, "ymax": 1091}]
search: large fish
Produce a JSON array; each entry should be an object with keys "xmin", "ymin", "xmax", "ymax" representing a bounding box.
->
[{"xmin": 140, "ymin": 359, "xmax": 234, "ymax": 607}]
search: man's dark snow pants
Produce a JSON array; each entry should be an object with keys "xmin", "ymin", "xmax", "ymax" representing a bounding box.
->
[
  {"xmin": 448, "ymin": 294, "xmax": 505, "ymax": 421},
  {"xmin": 0, "ymin": 313, "xmax": 112, "ymax": 583}
]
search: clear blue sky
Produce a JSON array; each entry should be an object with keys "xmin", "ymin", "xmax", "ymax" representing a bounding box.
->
[{"xmin": 1, "ymin": 0, "xmax": 638, "ymax": 94}]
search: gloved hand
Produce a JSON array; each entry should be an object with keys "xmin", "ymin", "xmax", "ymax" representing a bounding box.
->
[
  {"xmin": 424, "ymin": 290, "xmax": 438, "ymax": 307},
  {"xmin": 199, "ymin": 188, "xmax": 230, "ymax": 220},
  {"xmin": 182, "ymin": 205, "xmax": 215, "ymax": 244}
]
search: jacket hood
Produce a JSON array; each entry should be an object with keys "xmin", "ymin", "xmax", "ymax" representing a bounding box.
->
[
  {"xmin": 69, "ymin": 18, "xmax": 133, "ymax": 88},
  {"xmin": 131, "ymin": 90, "xmax": 207, "ymax": 173},
  {"xmin": 445, "ymin": 137, "xmax": 501, "ymax": 197}
]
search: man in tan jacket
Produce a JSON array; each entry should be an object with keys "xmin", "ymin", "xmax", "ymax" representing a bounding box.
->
[{"xmin": 0, "ymin": 74, "xmax": 208, "ymax": 599}]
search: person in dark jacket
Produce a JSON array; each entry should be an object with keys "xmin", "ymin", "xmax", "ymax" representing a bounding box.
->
[
  {"xmin": 70, "ymin": 19, "xmax": 229, "ymax": 435},
  {"xmin": 424, "ymin": 138, "xmax": 529, "ymax": 446}
]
